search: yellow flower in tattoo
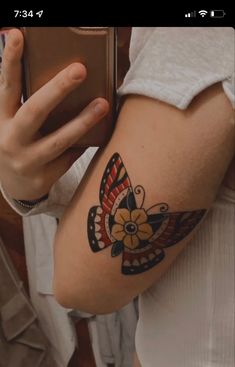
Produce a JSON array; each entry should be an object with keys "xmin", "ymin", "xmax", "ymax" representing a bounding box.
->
[{"xmin": 111, "ymin": 208, "xmax": 153, "ymax": 250}]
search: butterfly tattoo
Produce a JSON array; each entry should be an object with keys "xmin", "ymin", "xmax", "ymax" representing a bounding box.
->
[{"xmin": 87, "ymin": 153, "xmax": 206, "ymax": 275}]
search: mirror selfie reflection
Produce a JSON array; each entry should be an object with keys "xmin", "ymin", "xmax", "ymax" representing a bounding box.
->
[{"xmin": 0, "ymin": 27, "xmax": 234, "ymax": 367}]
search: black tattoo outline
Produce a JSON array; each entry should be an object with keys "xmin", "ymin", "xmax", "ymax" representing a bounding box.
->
[{"xmin": 87, "ymin": 153, "xmax": 206, "ymax": 275}]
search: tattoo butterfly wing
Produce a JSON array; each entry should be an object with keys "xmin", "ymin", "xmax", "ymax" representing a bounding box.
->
[
  {"xmin": 122, "ymin": 209, "xmax": 206, "ymax": 275},
  {"xmin": 88, "ymin": 153, "xmax": 135, "ymax": 252},
  {"xmin": 88, "ymin": 152, "xmax": 206, "ymax": 276},
  {"xmin": 121, "ymin": 245, "xmax": 165, "ymax": 275},
  {"xmin": 153, "ymin": 210, "xmax": 206, "ymax": 248}
]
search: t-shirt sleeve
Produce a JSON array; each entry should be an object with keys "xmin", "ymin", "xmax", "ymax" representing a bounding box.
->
[{"xmin": 118, "ymin": 27, "xmax": 235, "ymax": 110}]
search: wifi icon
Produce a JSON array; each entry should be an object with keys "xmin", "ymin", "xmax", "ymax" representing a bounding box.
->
[{"xmin": 198, "ymin": 10, "xmax": 208, "ymax": 17}]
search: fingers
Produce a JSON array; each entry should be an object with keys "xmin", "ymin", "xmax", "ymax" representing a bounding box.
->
[
  {"xmin": 0, "ymin": 29, "xmax": 23, "ymax": 117},
  {"xmin": 28, "ymin": 98, "xmax": 109, "ymax": 166},
  {"xmin": 15, "ymin": 62, "xmax": 87, "ymax": 137}
]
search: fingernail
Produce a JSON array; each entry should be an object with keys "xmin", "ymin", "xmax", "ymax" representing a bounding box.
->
[
  {"xmin": 94, "ymin": 102, "xmax": 106, "ymax": 116},
  {"xmin": 69, "ymin": 64, "xmax": 84, "ymax": 80}
]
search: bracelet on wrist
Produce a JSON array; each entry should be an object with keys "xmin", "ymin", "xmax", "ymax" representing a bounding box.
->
[{"xmin": 13, "ymin": 193, "xmax": 49, "ymax": 209}]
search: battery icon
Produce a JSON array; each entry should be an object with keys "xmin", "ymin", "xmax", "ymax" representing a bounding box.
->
[{"xmin": 210, "ymin": 10, "xmax": 226, "ymax": 18}]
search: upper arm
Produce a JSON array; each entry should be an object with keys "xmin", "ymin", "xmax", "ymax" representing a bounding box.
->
[{"xmin": 53, "ymin": 83, "xmax": 235, "ymax": 314}]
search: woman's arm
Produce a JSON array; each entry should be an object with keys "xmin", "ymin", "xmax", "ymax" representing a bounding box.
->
[{"xmin": 54, "ymin": 83, "xmax": 235, "ymax": 314}]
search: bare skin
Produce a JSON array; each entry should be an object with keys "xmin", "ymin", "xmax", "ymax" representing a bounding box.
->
[{"xmin": 0, "ymin": 28, "xmax": 109, "ymax": 200}]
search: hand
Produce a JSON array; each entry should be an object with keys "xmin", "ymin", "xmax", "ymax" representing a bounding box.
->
[{"xmin": 0, "ymin": 29, "xmax": 109, "ymax": 200}]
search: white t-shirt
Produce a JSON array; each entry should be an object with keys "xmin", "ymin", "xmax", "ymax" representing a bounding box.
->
[{"xmin": 1, "ymin": 27, "xmax": 234, "ymax": 367}]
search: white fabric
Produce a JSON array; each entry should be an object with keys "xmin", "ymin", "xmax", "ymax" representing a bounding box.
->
[
  {"xmin": 118, "ymin": 27, "xmax": 235, "ymax": 110},
  {"xmin": 23, "ymin": 214, "xmax": 111, "ymax": 367},
  {"xmin": 22, "ymin": 214, "xmax": 76, "ymax": 367},
  {"xmin": 135, "ymin": 186, "xmax": 235, "ymax": 367},
  {"xmin": 95, "ymin": 299, "xmax": 138, "ymax": 367},
  {"xmin": 1, "ymin": 27, "xmax": 235, "ymax": 367}
]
